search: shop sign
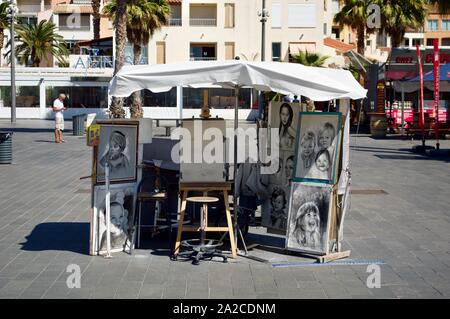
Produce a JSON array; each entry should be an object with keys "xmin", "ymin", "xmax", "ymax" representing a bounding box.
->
[{"xmin": 87, "ymin": 124, "xmax": 100, "ymax": 146}]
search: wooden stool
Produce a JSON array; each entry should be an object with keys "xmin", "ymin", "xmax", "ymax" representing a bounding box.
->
[{"xmin": 173, "ymin": 182, "xmax": 237, "ymax": 258}]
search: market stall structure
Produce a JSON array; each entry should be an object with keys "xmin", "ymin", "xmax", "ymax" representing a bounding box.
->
[{"xmin": 101, "ymin": 60, "xmax": 367, "ymax": 262}]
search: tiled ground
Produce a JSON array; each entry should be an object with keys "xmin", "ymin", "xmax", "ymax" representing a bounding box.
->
[{"xmin": 0, "ymin": 119, "xmax": 449, "ymax": 299}]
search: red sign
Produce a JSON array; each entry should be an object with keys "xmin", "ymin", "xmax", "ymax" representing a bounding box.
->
[
  {"xmin": 416, "ymin": 45, "xmax": 425, "ymax": 130},
  {"xmin": 433, "ymin": 39, "xmax": 440, "ymax": 145}
]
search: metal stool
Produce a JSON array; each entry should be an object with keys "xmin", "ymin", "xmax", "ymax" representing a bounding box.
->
[{"xmin": 176, "ymin": 196, "xmax": 227, "ymax": 265}]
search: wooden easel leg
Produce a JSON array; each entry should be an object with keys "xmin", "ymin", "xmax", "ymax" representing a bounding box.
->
[
  {"xmin": 223, "ymin": 190, "xmax": 237, "ymax": 258},
  {"xmin": 174, "ymin": 190, "xmax": 188, "ymax": 256}
]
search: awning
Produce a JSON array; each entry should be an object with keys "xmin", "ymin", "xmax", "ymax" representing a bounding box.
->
[
  {"xmin": 289, "ymin": 42, "xmax": 316, "ymax": 55},
  {"xmin": 53, "ymin": 5, "xmax": 94, "ymax": 14},
  {"xmin": 168, "ymin": 0, "xmax": 182, "ymax": 4}
]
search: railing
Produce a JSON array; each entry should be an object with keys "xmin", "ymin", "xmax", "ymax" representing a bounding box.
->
[
  {"xmin": 169, "ymin": 18, "xmax": 182, "ymax": 26},
  {"xmin": 190, "ymin": 57, "xmax": 217, "ymax": 61},
  {"xmin": 59, "ymin": 26, "xmax": 91, "ymax": 31},
  {"xmin": 189, "ymin": 18, "xmax": 217, "ymax": 26}
]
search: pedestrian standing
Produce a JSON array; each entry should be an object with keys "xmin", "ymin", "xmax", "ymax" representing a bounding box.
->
[{"xmin": 53, "ymin": 93, "xmax": 67, "ymax": 143}]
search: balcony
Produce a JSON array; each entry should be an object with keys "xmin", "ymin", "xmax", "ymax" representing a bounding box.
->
[
  {"xmin": 169, "ymin": 18, "xmax": 182, "ymax": 26},
  {"xmin": 190, "ymin": 57, "xmax": 217, "ymax": 61},
  {"xmin": 189, "ymin": 18, "xmax": 217, "ymax": 26},
  {"xmin": 59, "ymin": 25, "xmax": 91, "ymax": 31},
  {"xmin": 190, "ymin": 4, "xmax": 217, "ymax": 27}
]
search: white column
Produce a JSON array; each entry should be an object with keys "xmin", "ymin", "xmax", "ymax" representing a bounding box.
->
[
  {"xmin": 39, "ymin": 79, "xmax": 46, "ymax": 119},
  {"xmin": 177, "ymin": 86, "xmax": 183, "ymax": 119},
  {"xmin": 40, "ymin": 0, "xmax": 45, "ymax": 11}
]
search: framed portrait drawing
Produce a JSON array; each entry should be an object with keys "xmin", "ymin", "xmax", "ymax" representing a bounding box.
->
[
  {"xmin": 95, "ymin": 121, "xmax": 139, "ymax": 184},
  {"xmin": 293, "ymin": 112, "xmax": 342, "ymax": 184},
  {"xmin": 261, "ymin": 149, "xmax": 294, "ymax": 232},
  {"xmin": 90, "ymin": 183, "xmax": 135, "ymax": 255},
  {"xmin": 285, "ymin": 182, "xmax": 332, "ymax": 255},
  {"xmin": 268, "ymin": 101, "xmax": 305, "ymax": 153}
]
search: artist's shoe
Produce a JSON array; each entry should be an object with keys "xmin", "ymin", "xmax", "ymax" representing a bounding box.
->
[{"xmin": 61, "ymin": 140, "xmax": 66, "ymax": 143}]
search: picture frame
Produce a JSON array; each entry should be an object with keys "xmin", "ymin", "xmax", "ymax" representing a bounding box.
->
[
  {"xmin": 268, "ymin": 101, "xmax": 305, "ymax": 153},
  {"xmin": 293, "ymin": 112, "xmax": 342, "ymax": 184},
  {"xmin": 90, "ymin": 183, "xmax": 136, "ymax": 256},
  {"xmin": 285, "ymin": 182, "xmax": 332, "ymax": 255},
  {"xmin": 95, "ymin": 120, "xmax": 139, "ymax": 185}
]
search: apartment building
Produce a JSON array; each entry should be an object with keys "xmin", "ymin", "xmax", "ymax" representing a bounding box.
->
[
  {"xmin": 148, "ymin": 0, "xmax": 334, "ymax": 64},
  {"xmin": 395, "ymin": 3, "xmax": 450, "ymax": 50}
]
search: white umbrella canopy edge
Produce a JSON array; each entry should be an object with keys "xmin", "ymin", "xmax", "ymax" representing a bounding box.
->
[{"xmin": 109, "ymin": 60, "xmax": 367, "ymax": 101}]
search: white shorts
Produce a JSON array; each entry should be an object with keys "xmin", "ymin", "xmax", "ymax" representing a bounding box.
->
[{"xmin": 55, "ymin": 117, "xmax": 64, "ymax": 130}]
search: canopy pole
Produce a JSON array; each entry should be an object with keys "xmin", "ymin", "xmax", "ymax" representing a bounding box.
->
[
  {"xmin": 401, "ymin": 87, "xmax": 405, "ymax": 136},
  {"xmin": 233, "ymin": 86, "xmax": 239, "ymax": 251},
  {"xmin": 176, "ymin": 86, "xmax": 183, "ymax": 120}
]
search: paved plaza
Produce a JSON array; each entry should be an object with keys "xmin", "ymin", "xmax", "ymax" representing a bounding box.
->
[{"xmin": 0, "ymin": 119, "xmax": 449, "ymax": 299}]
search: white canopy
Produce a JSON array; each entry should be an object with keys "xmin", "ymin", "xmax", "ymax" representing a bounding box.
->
[{"xmin": 109, "ymin": 60, "xmax": 367, "ymax": 101}]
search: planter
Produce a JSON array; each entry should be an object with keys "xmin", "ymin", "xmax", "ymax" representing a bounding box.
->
[{"xmin": 369, "ymin": 113, "xmax": 387, "ymax": 138}]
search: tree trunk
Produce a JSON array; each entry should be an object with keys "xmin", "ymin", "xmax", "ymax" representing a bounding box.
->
[
  {"xmin": 92, "ymin": 0, "xmax": 101, "ymax": 40},
  {"xmin": 0, "ymin": 29, "xmax": 3, "ymax": 66},
  {"xmin": 357, "ymin": 26, "xmax": 365, "ymax": 55},
  {"xmin": 130, "ymin": 43, "xmax": 144, "ymax": 118},
  {"xmin": 109, "ymin": 0, "xmax": 127, "ymax": 118}
]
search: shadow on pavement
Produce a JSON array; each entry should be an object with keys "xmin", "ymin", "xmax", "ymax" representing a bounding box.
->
[
  {"xmin": 0, "ymin": 127, "xmax": 72, "ymax": 134},
  {"xmin": 20, "ymin": 222, "xmax": 90, "ymax": 255}
]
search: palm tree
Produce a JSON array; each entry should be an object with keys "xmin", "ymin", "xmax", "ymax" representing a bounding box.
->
[
  {"xmin": 0, "ymin": 2, "xmax": 10, "ymax": 66},
  {"xmin": 292, "ymin": 50, "xmax": 329, "ymax": 67},
  {"xmin": 92, "ymin": 0, "xmax": 101, "ymax": 40},
  {"xmin": 11, "ymin": 20, "xmax": 68, "ymax": 67},
  {"xmin": 376, "ymin": 0, "xmax": 427, "ymax": 48},
  {"xmin": 429, "ymin": 0, "xmax": 450, "ymax": 14},
  {"xmin": 108, "ymin": 0, "xmax": 127, "ymax": 118},
  {"xmin": 334, "ymin": 0, "xmax": 373, "ymax": 55},
  {"xmin": 103, "ymin": 0, "xmax": 170, "ymax": 118}
]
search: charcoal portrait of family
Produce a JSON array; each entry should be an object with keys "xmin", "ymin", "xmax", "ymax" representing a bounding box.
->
[{"xmin": 294, "ymin": 112, "xmax": 341, "ymax": 184}]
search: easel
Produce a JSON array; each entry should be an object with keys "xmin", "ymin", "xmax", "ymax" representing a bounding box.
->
[{"xmin": 173, "ymin": 182, "xmax": 237, "ymax": 258}]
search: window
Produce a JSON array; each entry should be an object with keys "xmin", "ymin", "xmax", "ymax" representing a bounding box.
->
[
  {"xmin": 58, "ymin": 13, "xmax": 91, "ymax": 31},
  {"xmin": 46, "ymin": 86, "xmax": 109, "ymax": 108},
  {"xmin": 288, "ymin": 4, "xmax": 316, "ymax": 28},
  {"xmin": 272, "ymin": 42, "xmax": 281, "ymax": 61},
  {"xmin": 190, "ymin": 43, "xmax": 216, "ymax": 61},
  {"xmin": 323, "ymin": 23, "xmax": 327, "ymax": 36},
  {"xmin": 272, "ymin": 42, "xmax": 281, "ymax": 62},
  {"xmin": 426, "ymin": 38, "xmax": 438, "ymax": 46},
  {"xmin": 225, "ymin": 42, "xmax": 235, "ymax": 60},
  {"xmin": 156, "ymin": 42, "xmax": 166, "ymax": 64},
  {"xmin": 442, "ymin": 38, "xmax": 450, "ymax": 46},
  {"xmin": 271, "ymin": 3, "xmax": 281, "ymax": 28},
  {"xmin": 224, "ymin": 3, "xmax": 235, "ymax": 28},
  {"xmin": 412, "ymin": 38, "xmax": 423, "ymax": 46},
  {"xmin": 169, "ymin": 4, "xmax": 182, "ymax": 26},
  {"xmin": 17, "ymin": 16, "xmax": 37, "ymax": 26},
  {"xmin": 427, "ymin": 19, "xmax": 438, "ymax": 31},
  {"xmin": 442, "ymin": 20, "xmax": 450, "ymax": 31},
  {"xmin": 143, "ymin": 87, "xmax": 177, "ymax": 107}
]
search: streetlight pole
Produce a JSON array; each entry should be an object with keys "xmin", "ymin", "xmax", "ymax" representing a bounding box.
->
[
  {"xmin": 259, "ymin": 0, "xmax": 268, "ymax": 61},
  {"xmin": 8, "ymin": 0, "xmax": 16, "ymax": 123}
]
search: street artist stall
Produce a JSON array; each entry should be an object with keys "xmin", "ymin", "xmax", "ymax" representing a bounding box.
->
[{"xmin": 90, "ymin": 60, "xmax": 366, "ymax": 263}]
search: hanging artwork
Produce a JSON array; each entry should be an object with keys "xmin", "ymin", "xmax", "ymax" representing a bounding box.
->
[
  {"xmin": 268, "ymin": 101, "xmax": 304, "ymax": 153},
  {"xmin": 285, "ymin": 183, "xmax": 332, "ymax": 254},
  {"xmin": 261, "ymin": 102, "xmax": 304, "ymax": 231},
  {"xmin": 293, "ymin": 112, "xmax": 342, "ymax": 184},
  {"xmin": 90, "ymin": 183, "xmax": 135, "ymax": 255},
  {"xmin": 96, "ymin": 122, "xmax": 139, "ymax": 184}
]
